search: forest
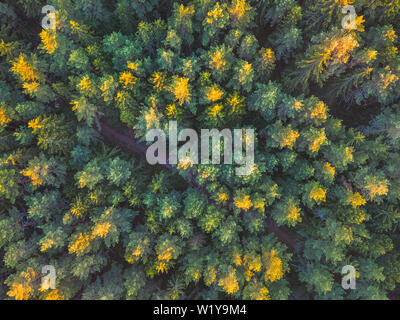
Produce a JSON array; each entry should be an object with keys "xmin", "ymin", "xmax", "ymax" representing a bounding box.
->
[{"xmin": 0, "ymin": 0, "xmax": 400, "ymax": 300}]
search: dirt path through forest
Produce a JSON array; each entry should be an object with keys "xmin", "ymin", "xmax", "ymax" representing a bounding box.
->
[{"xmin": 97, "ymin": 119, "xmax": 298, "ymax": 252}]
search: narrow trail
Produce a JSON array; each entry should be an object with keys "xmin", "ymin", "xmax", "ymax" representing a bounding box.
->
[{"xmin": 97, "ymin": 118, "xmax": 298, "ymax": 252}]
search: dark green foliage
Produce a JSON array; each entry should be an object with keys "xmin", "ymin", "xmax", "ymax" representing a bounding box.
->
[{"xmin": 0, "ymin": 0, "xmax": 400, "ymax": 301}]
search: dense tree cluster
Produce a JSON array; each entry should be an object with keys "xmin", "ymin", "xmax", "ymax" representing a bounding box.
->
[{"xmin": 0, "ymin": 0, "xmax": 400, "ymax": 300}]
